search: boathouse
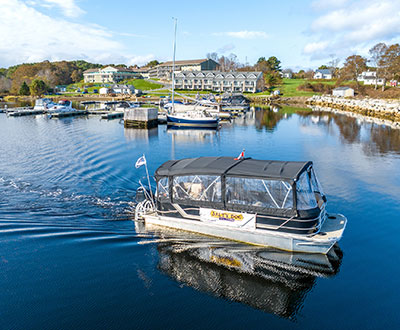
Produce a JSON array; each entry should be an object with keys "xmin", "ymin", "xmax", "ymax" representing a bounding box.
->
[{"xmin": 332, "ymin": 87, "xmax": 354, "ymax": 97}]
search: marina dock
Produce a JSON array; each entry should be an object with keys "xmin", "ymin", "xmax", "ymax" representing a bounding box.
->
[
  {"xmin": 101, "ymin": 111, "xmax": 124, "ymax": 120},
  {"xmin": 50, "ymin": 110, "xmax": 88, "ymax": 118},
  {"xmin": 8, "ymin": 109, "xmax": 43, "ymax": 116}
]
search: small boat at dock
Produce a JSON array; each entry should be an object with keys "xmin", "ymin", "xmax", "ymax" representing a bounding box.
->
[
  {"xmin": 47, "ymin": 99, "xmax": 76, "ymax": 113},
  {"xmin": 166, "ymin": 108, "xmax": 219, "ymax": 128},
  {"xmin": 135, "ymin": 156, "xmax": 347, "ymax": 254}
]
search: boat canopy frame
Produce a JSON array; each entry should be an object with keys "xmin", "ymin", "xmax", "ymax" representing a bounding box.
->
[{"xmin": 155, "ymin": 157, "xmax": 322, "ymax": 218}]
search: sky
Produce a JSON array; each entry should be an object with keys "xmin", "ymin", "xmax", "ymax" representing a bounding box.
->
[{"xmin": 1, "ymin": 0, "xmax": 400, "ymax": 70}]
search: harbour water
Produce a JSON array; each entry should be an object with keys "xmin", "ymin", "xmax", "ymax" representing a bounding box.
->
[{"xmin": 1, "ymin": 106, "xmax": 400, "ymax": 329}]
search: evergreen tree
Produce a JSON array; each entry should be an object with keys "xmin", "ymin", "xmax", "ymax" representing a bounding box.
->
[
  {"xmin": 29, "ymin": 79, "xmax": 47, "ymax": 96},
  {"xmin": 19, "ymin": 81, "xmax": 30, "ymax": 95}
]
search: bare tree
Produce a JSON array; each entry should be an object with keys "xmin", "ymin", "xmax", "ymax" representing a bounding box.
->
[
  {"xmin": 206, "ymin": 52, "xmax": 219, "ymax": 62},
  {"xmin": 328, "ymin": 56, "xmax": 340, "ymax": 78}
]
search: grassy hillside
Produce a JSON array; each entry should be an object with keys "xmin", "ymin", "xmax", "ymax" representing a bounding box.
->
[{"xmin": 123, "ymin": 79, "xmax": 162, "ymax": 90}]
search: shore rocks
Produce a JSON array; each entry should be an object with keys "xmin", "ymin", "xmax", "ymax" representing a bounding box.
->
[{"xmin": 307, "ymin": 95, "xmax": 400, "ymax": 123}]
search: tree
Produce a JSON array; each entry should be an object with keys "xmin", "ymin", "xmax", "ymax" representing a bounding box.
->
[
  {"xmin": 19, "ymin": 81, "xmax": 30, "ymax": 95},
  {"xmin": 70, "ymin": 69, "xmax": 82, "ymax": 83},
  {"xmin": 304, "ymin": 69, "xmax": 314, "ymax": 79},
  {"xmin": 318, "ymin": 65, "xmax": 328, "ymax": 70},
  {"xmin": 369, "ymin": 43, "xmax": 387, "ymax": 90},
  {"xmin": 266, "ymin": 56, "xmax": 281, "ymax": 72},
  {"xmin": 328, "ymin": 57, "xmax": 340, "ymax": 78},
  {"xmin": 145, "ymin": 60, "xmax": 160, "ymax": 68},
  {"xmin": 206, "ymin": 52, "xmax": 219, "ymax": 61},
  {"xmin": 255, "ymin": 56, "xmax": 281, "ymax": 73},
  {"xmin": 264, "ymin": 71, "xmax": 282, "ymax": 88},
  {"xmin": 29, "ymin": 79, "xmax": 47, "ymax": 96},
  {"xmin": 341, "ymin": 55, "xmax": 367, "ymax": 86},
  {"xmin": 379, "ymin": 43, "xmax": 400, "ymax": 91}
]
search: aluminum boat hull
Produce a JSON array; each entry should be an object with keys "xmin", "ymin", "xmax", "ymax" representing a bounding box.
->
[{"xmin": 142, "ymin": 213, "xmax": 347, "ymax": 254}]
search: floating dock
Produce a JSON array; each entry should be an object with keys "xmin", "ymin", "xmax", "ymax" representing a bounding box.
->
[
  {"xmin": 50, "ymin": 110, "xmax": 88, "ymax": 118},
  {"xmin": 101, "ymin": 111, "xmax": 124, "ymax": 120},
  {"xmin": 9, "ymin": 109, "xmax": 43, "ymax": 116}
]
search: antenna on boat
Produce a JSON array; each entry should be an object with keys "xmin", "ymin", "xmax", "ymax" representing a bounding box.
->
[{"xmin": 171, "ymin": 17, "xmax": 177, "ymax": 114}]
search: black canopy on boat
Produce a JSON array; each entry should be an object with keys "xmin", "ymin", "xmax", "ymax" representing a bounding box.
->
[{"xmin": 155, "ymin": 157, "xmax": 312, "ymax": 181}]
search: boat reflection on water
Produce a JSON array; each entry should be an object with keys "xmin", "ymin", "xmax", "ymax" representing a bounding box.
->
[
  {"xmin": 135, "ymin": 222, "xmax": 343, "ymax": 319},
  {"xmin": 166, "ymin": 127, "xmax": 219, "ymax": 143},
  {"xmin": 124, "ymin": 127, "xmax": 158, "ymax": 142}
]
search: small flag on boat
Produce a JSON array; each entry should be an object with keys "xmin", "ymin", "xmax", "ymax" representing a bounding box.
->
[
  {"xmin": 234, "ymin": 149, "xmax": 245, "ymax": 160},
  {"xmin": 135, "ymin": 155, "xmax": 147, "ymax": 168}
]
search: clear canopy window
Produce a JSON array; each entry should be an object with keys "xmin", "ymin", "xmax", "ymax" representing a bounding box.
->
[
  {"xmin": 226, "ymin": 177, "xmax": 293, "ymax": 209},
  {"xmin": 172, "ymin": 175, "xmax": 222, "ymax": 202},
  {"xmin": 157, "ymin": 177, "xmax": 169, "ymax": 201},
  {"xmin": 296, "ymin": 171, "xmax": 318, "ymax": 210}
]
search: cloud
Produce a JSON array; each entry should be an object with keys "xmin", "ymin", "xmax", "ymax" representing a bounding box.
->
[
  {"xmin": 213, "ymin": 31, "xmax": 268, "ymax": 39},
  {"xmin": 311, "ymin": 0, "xmax": 349, "ymax": 10},
  {"xmin": 0, "ymin": 0, "xmax": 153, "ymax": 67},
  {"xmin": 41, "ymin": 0, "xmax": 85, "ymax": 17},
  {"xmin": 217, "ymin": 43, "xmax": 236, "ymax": 54},
  {"xmin": 304, "ymin": 0, "xmax": 400, "ymax": 60},
  {"xmin": 303, "ymin": 41, "xmax": 329, "ymax": 54}
]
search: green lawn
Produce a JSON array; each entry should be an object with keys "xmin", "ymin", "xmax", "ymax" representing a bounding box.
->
[
  {"xmin": 275, "ymin": 79, "xmax": 320, "ymax": 97},
  {"xmin": 252, "ymin": 78, "xmax": 339, "ymax": 97},
  {"xmin": 123, "ymin": 79, "xmax": 162, "ymax": 91}
]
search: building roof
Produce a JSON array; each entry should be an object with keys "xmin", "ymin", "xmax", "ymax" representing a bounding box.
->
[
  {"xmin": 316, "ymin": 69, "xmax": 332, "ymax": 75},
  {"xmin": 158, "ymin": 59, "xmax": 217, "ymax": 67},
  {"xmin": 83, "ymin": 68, "xmax": 99, "ymax": 73},
  {"xmin": 333, "ymin": 87, "xmax": 353, "ymax": 91},
  {"xmin": 155, "ymin": 157, "xmax": 312, "ymax": 181}
]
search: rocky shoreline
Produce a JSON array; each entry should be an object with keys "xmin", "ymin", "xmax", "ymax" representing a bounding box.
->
[{"xmin": 307, "ymin": 95, "xmax": 400, "ymax": 123}]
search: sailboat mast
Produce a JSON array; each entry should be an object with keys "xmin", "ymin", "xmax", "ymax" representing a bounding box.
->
[{"xmin": 171, "ymin": 18, "xmax": 177, "ymax": 113}]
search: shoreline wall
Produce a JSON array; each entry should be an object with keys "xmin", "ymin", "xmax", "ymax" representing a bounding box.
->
[{"xmin": 307, "ymin": 95, "xmax": 400, "ymax": 123}]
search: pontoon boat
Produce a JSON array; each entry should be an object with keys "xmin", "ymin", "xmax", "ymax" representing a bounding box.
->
[{"xmin": 135, "ymin": 156, "xmax": 347, "ymax": 254}]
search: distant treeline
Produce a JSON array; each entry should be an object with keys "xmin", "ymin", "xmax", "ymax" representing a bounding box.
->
[{"xmin": 0, "ymin": 60, "xmax": 104, "ymax": 95}]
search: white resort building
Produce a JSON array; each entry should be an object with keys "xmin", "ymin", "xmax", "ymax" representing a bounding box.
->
[
  {"xmin": 83, "ymin": 66, "xmax": 140, "ymax": 83},
  {"xmin": 174, "ymin": 71, "xmax": 264, "ymax": 93},
  {"xmin": 149, "ymin": 59, "xmax": 220, "ymax": 80}
]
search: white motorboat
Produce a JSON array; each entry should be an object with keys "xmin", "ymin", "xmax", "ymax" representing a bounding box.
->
[
  {"xmin": 47, "ymin": 99, "xmax": 76, "ymax": 113},
  {"xmin": 33, "ymin": 98, "xmax": 57, "ymax": 111}
]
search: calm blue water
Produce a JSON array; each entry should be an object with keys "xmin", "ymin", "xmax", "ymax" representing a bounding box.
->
[{"xmin": 1, "ymin": 107, "xmax": 400, "ymax": 329}]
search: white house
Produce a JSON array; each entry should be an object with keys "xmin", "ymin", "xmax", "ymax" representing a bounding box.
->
[
  {"xmin": 111, "ymin": 84, "xmax": 135, "ymax": 94},
  {"xmin": 332, "ymin": 87, "xmax": 354, "ymax": 97},
  {"xmin": 314, "ymin": 69, "xmax": 333, "ymax": 79},
  {"xmin": 281, "ymin": 69, "xmax": 293, "ymax": 79},
  {"xmin": 357, "ymin": 71, "xmax": 385, "ymax": 86},
  {"xmin": 99, "ymin": 87, "xmax": 109, "ymax": 95}
]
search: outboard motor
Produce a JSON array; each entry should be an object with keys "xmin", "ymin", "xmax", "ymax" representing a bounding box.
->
[
  {"xmin": 135, "ymin": 186, "xmax": 148, "ymax": 203},
  {"xmin": 134, "ymin": 186, "xmax": 155, "ymax": 221}
]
